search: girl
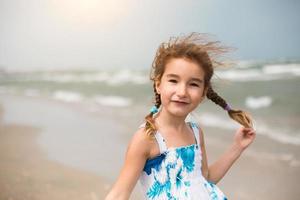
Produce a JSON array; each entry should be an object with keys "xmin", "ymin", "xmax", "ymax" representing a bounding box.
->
[{"xmin": 105, "ymin": 33, "xmax": 256, "ymax": 200}]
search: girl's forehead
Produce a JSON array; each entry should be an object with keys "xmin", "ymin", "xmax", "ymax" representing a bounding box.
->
[{"xmin": 163, "ymin": 58, "xmax": 205, "ymax": 78}]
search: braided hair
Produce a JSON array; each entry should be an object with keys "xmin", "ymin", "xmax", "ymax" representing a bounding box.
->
[
  {"xmin": 206, "ymin": 86, "xmax": 252, "ymax": 128},
  {"xmin": 145, "ymin": 82, "xmax": 161, "ymax": 136}
]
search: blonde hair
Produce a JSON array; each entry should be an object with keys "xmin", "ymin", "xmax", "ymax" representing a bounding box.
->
[{"xmin": 145, "ymin": 33, "xmax": 253, "ymax": 137}]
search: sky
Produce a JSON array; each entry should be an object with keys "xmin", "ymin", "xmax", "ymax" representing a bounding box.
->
[{"xmin": 0, "ymin": 0, "xmax": 299, "ymax": 71}]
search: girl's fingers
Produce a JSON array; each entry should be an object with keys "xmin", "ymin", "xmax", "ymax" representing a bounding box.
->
[{"xmin": 243, "ymin": 127, "xmax": 255, "ymax": 132}]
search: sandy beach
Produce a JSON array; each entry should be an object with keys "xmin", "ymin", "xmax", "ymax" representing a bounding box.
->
[
  {"xmin": 0, "ymin": 94, "xmax": 143, "ymax": 199},
  {"xmin": 0, "ymin": 94, "xmax": 299, "ymax": 199},
  {"xmin": 0, "ymin": 106, "xmax": 110, "ymax": 200}
]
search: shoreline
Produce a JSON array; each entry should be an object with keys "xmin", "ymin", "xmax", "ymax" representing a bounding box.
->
[
  {"xmin": 1, "ymin": 94, "xmax": 300, "ymax": 199},
  {"xmin": 0, "ymin": 94, "xmax": 127, "ymax": 180},
  {"xmin": 0, "ymin": 95, "xmax": 143, "ymax": 199},
  {"xmin": 0, "ymin": 107, "xmax": 109, "ymax": 199}
]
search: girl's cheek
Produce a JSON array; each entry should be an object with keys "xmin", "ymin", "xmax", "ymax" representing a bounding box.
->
[
  {"xmin": 194, "ymin": 90, "xmax": 205, "ymax": 101},
  {"xmin": 164, "ymin": 84, "xmax": 176, "ymax": 93}
]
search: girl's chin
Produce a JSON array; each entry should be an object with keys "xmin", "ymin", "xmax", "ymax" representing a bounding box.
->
[
  {"xmin": 168, "ymin": 108, "xmax": 191, "ymax": 117},
  {"xmin": 160, "ymin": 104, "xmax": 194, "ymax": 117}
]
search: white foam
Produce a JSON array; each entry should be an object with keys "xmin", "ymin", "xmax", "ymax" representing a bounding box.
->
[
  {"xmin": 263, "ymin": 64, "xmax": 300, "ymax": 76},
  {"xmin": 41, "ymin": 74, "xmax": 73, "ymax": 83},
  {"xmin": 107, "ymin": 69, "xmax": 148, "ymax": 85},
  {"xmin": 257, "ymin": 123, "xmax": 300, "ymax": 145},
  {"xmin": 215, "ymin": 63, "xmax": 300, "ymax": 82},
  {"xmin": 245, "ymin": 96, "xmax": 272, "ymax": 109},
  {"xmin": 191, "ymin": 112, "xmax": 239, "ymax": 130},
  {"xmin": 235, "ymin": 60, "xmax": 254, "ymax": 69},
  {"xmin": 37, "ymin": 70, "xmax": 148, "ymax": 85},
  {"xmin": 80, "ymin": 72, "xmax": 110, "ymax": 82},
  {"xmin": 191, "ymin": 112, "xmax": 300, "ymax": 146},
  {"xmin": 52, "ymin": 90, "xmax": 83, "ymax": 103},
  {"xmin": 39, "ymin": 73, "xmax": 109, "ymax": 83},
  {"xmin": 24, "ymin": 89, "xmax": 40, "ymax": 97},
  {"xmin": 214, "ymin": 69, "xmax": 278, "ymax": 82},
  {"xmin": 93, "ymin": 95, "xmax": 132, "ymax": 107}
]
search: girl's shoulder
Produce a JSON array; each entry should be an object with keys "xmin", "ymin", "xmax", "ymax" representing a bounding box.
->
[{"xmin": 126, "ymin": 124, "xmax": 154, "ymax": 158}]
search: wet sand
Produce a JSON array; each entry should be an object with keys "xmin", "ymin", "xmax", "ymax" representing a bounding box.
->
[
  {"xmin": 203, "ymin": 128, "xmax": 300, "ymax": 199},
  {"xmin": 0, "ymin": 107, "xmax": 110, "ymax": 200},
  {"xmin": 0, "ymin": 95, "xmax": 142, "ymax": 199},
  {"xmin": 0, "ymin": 95, "xmax": 300, "ymax": 199}
]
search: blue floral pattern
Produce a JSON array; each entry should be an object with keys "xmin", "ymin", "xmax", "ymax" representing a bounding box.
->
[
  {"xmin": 145, "ymin": 145, "xmax": 196, "ymax": 199},
  {"xmin": 139, "ymin": 122, "xmax": 228, "ymax": 200}
]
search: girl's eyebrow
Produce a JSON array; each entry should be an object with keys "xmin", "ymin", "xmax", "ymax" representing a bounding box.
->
[
  {"xmin": 191, "ymin": 78, "xmax": 204, "ymax": 83},
  {"xmin": 166, "ymin": 73, "xmax": 204, "ymax": 83}
]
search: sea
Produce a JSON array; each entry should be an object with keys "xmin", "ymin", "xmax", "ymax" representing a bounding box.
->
[{"xmin": 0, "ymin": 58, "xmax": 300, "ymax": 180}]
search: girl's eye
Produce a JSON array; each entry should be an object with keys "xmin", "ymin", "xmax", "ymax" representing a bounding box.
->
[
  {"xmin": 168, "ymin": 79, "xmax": 177, "ymax": 83},
  {"xmin": 190, "ymin": 83, "xmax": 200, "ymax": 87}
]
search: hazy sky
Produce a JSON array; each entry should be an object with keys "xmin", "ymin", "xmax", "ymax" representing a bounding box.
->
[{"xmin": 0, "ymin": 0, "xmax": 299, "ymax": 71}]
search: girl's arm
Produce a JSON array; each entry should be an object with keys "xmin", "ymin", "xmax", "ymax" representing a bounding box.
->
[
  {"xmin": 200, "ymin": 127, "xmax": 256, "ymax": 184},
  {"xmin": 105, "ymin": 129, "xmax": 150, "ymax": 200}
]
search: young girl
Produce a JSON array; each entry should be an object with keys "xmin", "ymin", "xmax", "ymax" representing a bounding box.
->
[{"xmin": 105, "ymin": 33, "xmax": 256, "ymax": 200}]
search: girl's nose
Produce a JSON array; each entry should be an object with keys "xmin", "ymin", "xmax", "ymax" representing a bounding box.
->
[{"xmin": 176, "ymin": 84, "xmax": 187, "ymax": 97}]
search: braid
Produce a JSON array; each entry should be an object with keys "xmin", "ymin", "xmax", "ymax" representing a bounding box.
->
[
  {"xmin": 206, "ymin": 86, "xmax": 253, "ymax": 128},
  {"xmin": 145, "ymin": 83, "xmax": 162, "ymax": 137},
  {"xmin": 206, "ymin": 86, "xmax": 227, "ymax": 109}
]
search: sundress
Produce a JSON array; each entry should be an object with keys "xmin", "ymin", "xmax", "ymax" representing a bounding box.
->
[{"xmin": 139, "ymin": 122, "xmax": 228, "ymax": 200}]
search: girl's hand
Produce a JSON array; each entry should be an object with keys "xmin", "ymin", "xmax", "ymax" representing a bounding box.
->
[{"xmin": 233, "ymin": 127, "xmax": 256, "ymax": 151}]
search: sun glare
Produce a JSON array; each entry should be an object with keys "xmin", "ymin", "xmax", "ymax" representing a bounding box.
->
[{"xmin": 50, "ymin": 0, "xmax": 131, "ymax": 27}]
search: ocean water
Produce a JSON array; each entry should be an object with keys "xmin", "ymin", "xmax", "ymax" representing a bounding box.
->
[{"xmin": 1, "ymin": 59, "xmax": 300, "ymax": 148}]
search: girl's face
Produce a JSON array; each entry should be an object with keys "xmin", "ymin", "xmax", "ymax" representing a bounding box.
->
[{"xmin": 156, "ymin": 58, "xmax": 206, "ymax": 118}]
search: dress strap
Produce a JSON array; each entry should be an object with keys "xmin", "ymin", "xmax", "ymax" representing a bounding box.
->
[
  {"xmin": 139, "ymin": 123, "xmax": 167, "ymax": 153},
  {"xmin": 154, "ymin": 132, "xmax": 167, "ymax": 153},
  {"xmin": 188, "ymin": 121, "xmax": 200, "ymax": 146}
]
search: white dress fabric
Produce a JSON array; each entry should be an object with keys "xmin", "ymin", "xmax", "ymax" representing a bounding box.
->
[{"xmin": 139, "ymin": 122, "xmax": 228, "ymax": 200}]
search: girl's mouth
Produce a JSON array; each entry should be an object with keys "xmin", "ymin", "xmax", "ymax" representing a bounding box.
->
[{"xmin": 172, "ymin": 100, "xmax": 189, "ymax": 105}]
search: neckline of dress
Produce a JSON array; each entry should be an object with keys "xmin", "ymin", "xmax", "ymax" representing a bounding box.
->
[
  {"xmin": 156, "ymin": 121, "xmax": 198, "ymax": 151},
  {"xmin": 166, "ymin": 143, "xmax": 197, "ymax": 151}
]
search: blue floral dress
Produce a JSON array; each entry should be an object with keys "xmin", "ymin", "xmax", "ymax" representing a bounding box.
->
[{"xmin": 139, "ymin": 122, "xmax": 228, "ymax": 200}]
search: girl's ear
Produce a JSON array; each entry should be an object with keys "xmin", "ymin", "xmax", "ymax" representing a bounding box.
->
[{"xmin": 155, "ymin": 80, "xmax": 161, "ymax": 94}]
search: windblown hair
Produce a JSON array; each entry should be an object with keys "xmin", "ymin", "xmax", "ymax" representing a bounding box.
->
[{"xmin": 145, "ymin": 33, "xmax": 253, "ymax": 137}]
